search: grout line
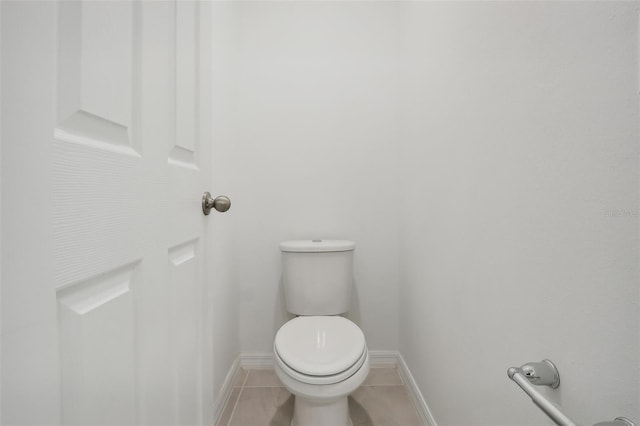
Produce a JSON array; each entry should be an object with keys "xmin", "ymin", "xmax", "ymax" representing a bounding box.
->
[
  {"xmin": 224, "ymin": 370, "xmax": 250, "ymax": 426},
  {"xmin": 242, "ymin": 368, "xmax": 286, "ymax": 388},
  {"xmin": 360, "ymin": 383, "xmax": 406, "ymax": 387},
  {"xmin": 243, "ymin": 385, "xmax": 285, "ymax": 388},
  {"xmin": 396, "ymin": 366, "xmax": 406, "ymax": 386},
  {"xmin": 216, "ymin": 390, "xmax": 236, "ymax": 426},
  {"xmin": 242, "ymin": 386, "xmax": 288, "ymax": 390},
  {"xmin": 241, "ymin": 369, "xmax": 250, "ymax": 387}
]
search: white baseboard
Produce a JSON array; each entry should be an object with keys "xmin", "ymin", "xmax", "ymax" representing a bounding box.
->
[
  {"xmin": 213, "ymin": 356, "xmax": 240, "ymax": 425},
  {"xmin": 368, "ymin": 350, "xmax": 400, "ymax": 367},
  {"xmin": 238, "ymin": 350, "xmax": 400, "ymax": 369},
  {"xmin": 395, "ymin": 352, "xmax": 437, "ymax": 426},
  {"xmin": 239, "ymin": 351, "xmax": 274, "ymax": 369},
  {"xmin": 214, "ymin": 350, "xmax": 437, "ymax": 426}
]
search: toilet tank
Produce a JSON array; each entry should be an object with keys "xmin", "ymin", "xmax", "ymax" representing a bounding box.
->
[{"xmin": 280, "ymin": 240, "xmax": 355, "ymax": 316}]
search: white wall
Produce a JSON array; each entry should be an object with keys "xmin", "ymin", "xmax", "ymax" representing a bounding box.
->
[
  {"xmin": 210, "ymin": 1, "xmax": 402, "ymax": 354},
  {"xmin": 398, "ymin": 2, "xmax": 639, "ymax": 425},
  {"xmin": 210, "ymin": 1, "xmax": 639, "ymax": 425}
]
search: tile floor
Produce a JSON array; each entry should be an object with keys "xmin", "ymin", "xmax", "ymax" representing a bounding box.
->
[{"xmin": 216, "ymin": 366, "xmax": 424, "ymax": 426}]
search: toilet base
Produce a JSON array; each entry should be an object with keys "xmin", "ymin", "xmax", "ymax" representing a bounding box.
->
[
  {"xmin": 274, "ymin": 348, "xmax": 369, "ymax": 426},
  {"xmin": 291, "ymin": 395, "xmax": 351, "ymax": 426}
]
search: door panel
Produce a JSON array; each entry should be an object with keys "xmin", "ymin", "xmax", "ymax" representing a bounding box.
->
[
  {"xmin": 171, "ymin": 0, "xmax": 198, "ymax": 170},
  {"xmin": 53, "ymin": 3, "xmax": 145, "ymax": 423},
  {"xmin": 168, "ymin": 239, "xmax": 200, "ymax": 425},
  {"xmin": 1, "ymin": 2, "xmax": 60, "ymax": 423},
  {"xmin": 56, "ymin": 262, "xmax": 139, "ymax": 426},
  {"xmin": 2, "ymin": 1, "xmax": 210, "ymax": 425},
  {"xmin": 56, "ymin": 0, "xmax": 139, "ymax": 155},
  {"xmin": 167, "ymin": 3, "xmax": 205, "ymax": 424}
]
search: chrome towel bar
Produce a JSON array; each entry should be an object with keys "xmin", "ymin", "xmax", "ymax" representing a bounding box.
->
[
  {"xmin": 508, "ymin": 360, "xmax": 576, "ymax": 426},
  {"xmin": 507, "ymin": 360, "xmax": 635, "ymax": 426}
]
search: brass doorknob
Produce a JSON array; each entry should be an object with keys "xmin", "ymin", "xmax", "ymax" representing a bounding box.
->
[{"xmin": 202, "ymin": 192, "xmax": 231, "ymax": 215}]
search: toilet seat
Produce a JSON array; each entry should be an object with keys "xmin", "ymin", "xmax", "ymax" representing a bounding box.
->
[
  {"xmin": 274, "ymin": 316, "xmax": 367, "ymax": 385},
  {"xmin": 275, "ymin": 341, "xmax": 367, "ymax": 386}
]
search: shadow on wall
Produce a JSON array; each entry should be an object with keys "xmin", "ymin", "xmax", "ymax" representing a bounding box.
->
[
  {"xmin": 274, "ymin": 277, "xmax": 295, "ymax": 338},
  {"xmin": 347, "ymin": 278, "xmax": 362, "ymax": 325}
]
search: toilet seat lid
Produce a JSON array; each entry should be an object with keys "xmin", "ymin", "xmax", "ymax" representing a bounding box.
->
[{"xmin": 274, "ymin": 316, "xmax": 366, "ymax": 377}]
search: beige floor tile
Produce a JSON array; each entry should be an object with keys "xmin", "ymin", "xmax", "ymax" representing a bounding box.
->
[
  {"xmin": 227, "ymin": 369, "xmax": 423, "ymax": 426},
  {"xmin": 228, "ymin": 387, "xmax": 293, "ymax": 426},
  {"xmin": 349, "ymin": 385, "xmax": 422, "ymax": 426},
  {"xmin": 216, "ymin": 388, "xmax": 241, "ymax": 426},
  {"xmin": 244, "ymin": 369, "xmax": 285, "ymax": 388},
  {"xmin": 233, "ymin": 368, "xmax": 249, "ymax": 388},
  {"xmin": 361, "ymin": 368, "xmax": 404, "ymax": 387}
]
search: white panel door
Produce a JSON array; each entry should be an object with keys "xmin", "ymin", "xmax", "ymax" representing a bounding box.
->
[{"xmin": 1, "ymin": 1, "xmax": 213, "ymax": 425}]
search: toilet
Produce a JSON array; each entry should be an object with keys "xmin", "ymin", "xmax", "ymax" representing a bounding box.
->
[{"xmin": 274, "ymin": 240, "xmax": 369, "ymax": 426}]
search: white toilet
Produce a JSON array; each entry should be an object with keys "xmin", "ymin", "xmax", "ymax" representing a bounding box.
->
[{"xmin": 274, "ymin": 240, "xmax": 369, "ymax": 426}]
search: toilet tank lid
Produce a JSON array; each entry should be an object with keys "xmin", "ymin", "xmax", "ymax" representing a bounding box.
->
[{"xmin": 280, "ymin": 240, "xmax": 355, "ymax": 253}]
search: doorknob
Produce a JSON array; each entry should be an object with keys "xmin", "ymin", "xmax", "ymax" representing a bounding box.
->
[{"xmin": 202, "ymin": 192, "xmax": 231, "ymax": 215}]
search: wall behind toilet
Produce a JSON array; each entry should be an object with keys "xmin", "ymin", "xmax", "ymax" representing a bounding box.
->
[
  {"xmin": 211, "ymin": 1, "xmax": 402, "ymax": 353},
  {"xmin": 210, "ymin": 1, "xmax": 639, "ymax": 425}
]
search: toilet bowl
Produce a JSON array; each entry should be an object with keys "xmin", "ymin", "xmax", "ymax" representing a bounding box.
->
[{"xmin": 274, "ymin": 316, "xmax": 370, "ymax": 426}]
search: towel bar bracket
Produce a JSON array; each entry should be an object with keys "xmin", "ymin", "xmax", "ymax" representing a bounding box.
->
[
  {"xmin": 508, "ymin": 359, "xmax": 636, "ymax": 426},
  {"xmin": 594, "ymin": 417, "xmax": 636, "ymax": 426}
]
